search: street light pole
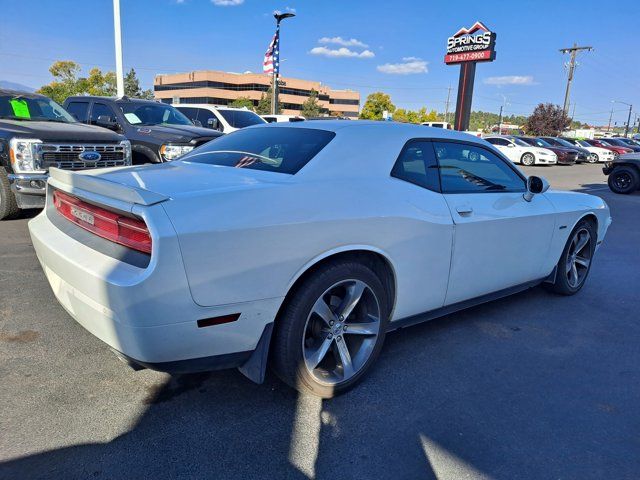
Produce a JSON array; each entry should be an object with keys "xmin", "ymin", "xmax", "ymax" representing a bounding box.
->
[
  {"xmin": 113, "ymin": 0, "xmax": 125, "ymax": 97},
  {"xmin": 624, "ymin": 104, "xmax": 633, "ymax": 137},
  {"xmin": 271, "ymin": 12, "xmax": 295, "ymax": 115}
]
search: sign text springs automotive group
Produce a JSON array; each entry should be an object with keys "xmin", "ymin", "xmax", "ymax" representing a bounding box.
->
[{"xmin": 444, "ymin": 21, "xmax": 496, "ymax": 65}]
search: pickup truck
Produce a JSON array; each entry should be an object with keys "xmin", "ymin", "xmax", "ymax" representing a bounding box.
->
[
  {"xmin": 1, "ymin": 89, "xmax": 131, "ymax": 220},
  {"xmin": 63, "ymin": 96, "xmax": 222, "ymax": 164}
]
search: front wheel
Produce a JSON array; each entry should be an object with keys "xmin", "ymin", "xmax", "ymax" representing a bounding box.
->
[
  {"xmin": 272, "ymin": 261, "xmax": 389, "ymax": 398},
  {"xmin": 545, "ymin": 219, "xmax": 596, "ymax": 295},
  {"xmin": 588, "ymin": 153, "xmax": 599, "ymax": 163},
  {"xmin": 608, "ymin": 166, "xmax": 639, "ymax": 194},
  {"xmin": 0, "ymin": 168, "xmax": 20, "ymax": 221},
  {"xmin": 521, "ymin": 153, "xmax": 535, "ymax": 166}
]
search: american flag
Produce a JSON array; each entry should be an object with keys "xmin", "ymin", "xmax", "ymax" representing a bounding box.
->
[{"xmin": 263, "ymin": 24, "xmax": 280, "ymax": 75}]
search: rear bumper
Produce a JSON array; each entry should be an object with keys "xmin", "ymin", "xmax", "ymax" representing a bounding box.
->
[{"xmin": 28, "ymin": 208, "xmax": 281, "ymax": 369}]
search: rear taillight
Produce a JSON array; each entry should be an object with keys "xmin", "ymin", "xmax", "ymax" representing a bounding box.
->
[{"xmin": 53, "ymin": 190, "xmax": 152, "ymax": 254}]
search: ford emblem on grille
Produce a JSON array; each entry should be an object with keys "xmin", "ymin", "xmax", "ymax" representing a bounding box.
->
[{"xmin": 79, "ymin": 151, "xmax": 102, "ymax": 162}]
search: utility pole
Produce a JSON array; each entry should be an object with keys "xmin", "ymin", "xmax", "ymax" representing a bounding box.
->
[
  {"xmin": 113, "ymin": 0, "xmax": 125, "ymax": 97},
  {"xmin": 607, "ymin": 103, "xmax": 614, "ymax": 133},
  {"xmin": 498, "ymin": 105, "xmax": 503, "ymax": 134},
  {"xmin": 559, "ymin": 43, "xmax": 592, "ymax": 115},
  {"xmin": 624, "ymin": 104, "xmax": 633, "ymax": 137},
  {"xmin": 444, "ymin": 85, "xmax": 452, "ymax": 123}
]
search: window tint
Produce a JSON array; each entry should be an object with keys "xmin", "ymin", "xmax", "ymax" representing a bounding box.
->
[
  {"xmin": 433, "ymin": 142, "xmax": 525, "ymax": 193},
  {"xmin": 181, "ymin": 127, "xmax": 335, "ymax": 174},
  {"xmin": 486, "ymin": 137, "xmax": 509, "ymax": 146},
  {"xmin": 196, "ymin": 109, "xmax": 219, "ymax": 130},
  {"xmin": 217, "ymin": 109, "xmax": 265, "ymax": 128},
  {"xmin": 90, "ymin": 103, "xmax": 116, "ymax": 124},
  {"xmin": 66, "ymin": 101, "xmax": 89, "ymax": 122},
  {"xmin": 176, "ymin": 107, "xmax": 198, "ymax": 122},
  {"xmin": 391, "ymin": 140, "xmax": 439, "ymax": 191}
]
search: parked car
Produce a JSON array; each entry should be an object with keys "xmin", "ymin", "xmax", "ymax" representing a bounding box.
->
[
  {"xmin": 602, "ymin": 153, "xmax": 640, "ymax": 194},
  {"xmin": 63, "ymin": 96, "xmax": 222, "ymax": 164},
  {"xmin": 262, "ymin": 114, "xmax": 306, "ymax": 123},
  {"xmin": 421, "ymin": 121, "xmax": 453, "ymax": 129},
  {"xmin": 484, "ymin": 135, "xmax": 557, "ymax": 166},
  {"xmin": 560, "ymin": 138, "xmax": 615, "ymax": 163},
  {"xmin": 514, "ymin": 136, "xmax": 577, "ymax": 165},
  {"xmin": 584, "ymin": 138, "xmax": 632, "ymax": 157},
  {"xmin": 28, "ymin": 122, "xmax": 611, "ymax": 397},
  {"xmin": 0, "ymin": 89, "xmax": 131, "ymax": 220},
  {"xmin": 174, "ymin": 104, "xmax": 266, "ymax": 133},
  {"xmin": 540, "ymin": 137, "xmax": 590, "ymax": 163},
  {"xmin": 605, "ymin": 137, "xmax": 640, "ymax": 153}
]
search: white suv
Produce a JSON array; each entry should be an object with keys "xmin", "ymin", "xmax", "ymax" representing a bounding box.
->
[
  {"xmin": 174, "ymin": 104, "xmax": 266, "ymax": 134},
  {"xmin": 484, "ymin": 135, "xmax": 557, "ymax": 166}
]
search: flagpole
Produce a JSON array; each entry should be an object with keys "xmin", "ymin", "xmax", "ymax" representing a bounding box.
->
[{"xmin": 271, "ymin": 12, "xmax": 295, "ymax": 115}]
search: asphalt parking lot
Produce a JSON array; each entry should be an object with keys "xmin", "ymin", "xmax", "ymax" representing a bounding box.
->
[{"xmin": 1, "ymin": 163, "xmax": 639, "ymax": 480}]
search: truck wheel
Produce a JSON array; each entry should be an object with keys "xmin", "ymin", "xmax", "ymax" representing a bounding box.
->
[
  {"xmin": 0, "ymin": 168, "xmax": 21, "ymax": 220},
  {"xmin": 608, "ymin": 166, "xmax": 639, "ymax": 194}
]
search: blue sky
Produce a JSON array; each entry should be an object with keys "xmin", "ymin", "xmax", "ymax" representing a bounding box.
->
[{"xmin": 1, "ymin": 0, "xmax": 638, "ymax": 127}]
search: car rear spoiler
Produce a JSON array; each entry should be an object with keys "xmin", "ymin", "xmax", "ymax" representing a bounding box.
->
[{"xmin": 47, "ymin": 167, "xmax": 169, "ymax": 207}]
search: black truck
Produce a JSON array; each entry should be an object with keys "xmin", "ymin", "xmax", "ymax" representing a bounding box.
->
[
  {"xmin": 1, "ymin": 89, "xmax": 131, "ymax": 220},
  {"xmin": 63, "ymin": 96, "xmax": 222, "ymax": 164}
]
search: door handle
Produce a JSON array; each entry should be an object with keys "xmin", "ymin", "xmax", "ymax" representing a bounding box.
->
[{"xmin": 456, "ymin": 206, "xmax": 473, "ymax": 216}]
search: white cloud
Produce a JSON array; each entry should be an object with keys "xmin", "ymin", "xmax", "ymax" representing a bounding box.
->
[
  {"xmin": 211, "ymin": 0, "xmax": 243, "ymax": 6},
  {"xmin": 483, "ymin": 75, "xmax": 535, "ymax": 86},
  {"xmin": 309, "ymin": 46, "xmax": 375, "ymax": 59},
  {"xmin": 377, "ymin": 57, "xmax": 428, "ymax": 75},
  {"xmin": 318, "ymin": 36, "xmax": 369, "ymax": 49}
]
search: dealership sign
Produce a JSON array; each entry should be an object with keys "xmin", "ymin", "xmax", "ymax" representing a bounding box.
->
[{"xmin": 444, "ymin": 21, "xmax": 496, "ymax": 65}]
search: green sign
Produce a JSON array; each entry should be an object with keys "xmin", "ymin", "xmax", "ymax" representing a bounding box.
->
[{"xmin": 10, "ymin": 98, "xmax": 31, "ymax": 119}]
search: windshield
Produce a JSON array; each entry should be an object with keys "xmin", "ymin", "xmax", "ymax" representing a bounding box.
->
[
  {"xmin": 118, "ymin": 102, "xmax": 192, "ymax": 126},
  {"xmin": 551, "ymin": 138, "xmax": 576, "ymax": 148},
  {"xmin": 525, "ymin": 137, "xmax": 552, "ymax": 148},
  {"xmin": 180, "ymin": 127, "xmax": 335, "ymax": 174},
  {"xmin": 576, "ymin": 140, "xmax": 591, "ymax": 147},
  {"xmin": 0, "ymin": 94, "xmax": 75, "ymax": 123},
  {"xmin": 512, "ymin": 138, "xmax": 529, "ymax": 147},
  {"xmin": 218, "ymin": 109, "xmax": 266, "ymax": 128}
]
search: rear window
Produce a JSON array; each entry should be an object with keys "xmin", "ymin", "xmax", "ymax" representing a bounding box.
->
[{"xmin": 180, "ymin": 127, "xmax": 335, "ymax": 174}]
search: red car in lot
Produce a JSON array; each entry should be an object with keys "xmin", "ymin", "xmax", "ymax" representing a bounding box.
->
[{"xmin": 584, "ymin": 139, "xmax": 633, "ymax": 157}]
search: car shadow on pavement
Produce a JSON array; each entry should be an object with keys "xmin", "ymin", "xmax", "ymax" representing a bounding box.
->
[{"xmin": 3, "ymin": 279, "xmax": 638, "ymax": 479}]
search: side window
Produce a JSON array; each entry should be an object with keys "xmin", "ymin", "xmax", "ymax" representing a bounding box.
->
[
  {"xmin": 197, "ymin": 109, "xmax": 221, "ymax": 131},
  {"xmin": 433, "ymin": 142, "xmax": 526, "ymax": 194},
  {"xmin": 177, "ymin": 107, "xmax": 197, "ymax": 122},
  {"xmin": 391, "ymin": 140, "xmax": 440, "ymax": 192},
  {"xmin": 66, "ymin": 102, "xmax": 89, "ymax": 122},
  {"xmin": 486, "ymin": 138, "xmax": 508, "ymax": 146},
  {"xmin": 90, "ymin": 103, "xmax": 116, "ymax": 125}
]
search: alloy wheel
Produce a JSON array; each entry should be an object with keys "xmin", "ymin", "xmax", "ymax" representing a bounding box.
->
[
  {"xmin": 565, "ymin": 227, "xmax": 593, "ymax": 288},
  {"xmin": 302, "ymin": 279, "xmax": 381, "ymax": 386},
  {"xmin": 522, "ymin": 153, "xmax": 535, "ymax": 166},
  {"xmin": 589, "ymin": 153, "xmax": 599, "ymax": 163}
]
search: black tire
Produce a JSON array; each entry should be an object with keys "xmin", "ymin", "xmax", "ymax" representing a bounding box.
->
[
  {"xmin": 0, "ymin": 168, "xmax": 20, "ymax": 220},
  {"xmin": 272, "ymin": 260, "xmax": 390, "ymax": 398},
  {"xmin": 521, "ymin": 152, "xmax": 535, "ymax": 166},
  {"xmin": 608, "ymin": 166, "xmax": 639, "ymax": 194},
  {"xmin": 545, "ymin": 219, "xmax": 597, "ymax": 296}
]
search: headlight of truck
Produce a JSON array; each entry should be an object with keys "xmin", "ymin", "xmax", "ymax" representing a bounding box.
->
[
  {"xmin": 160, "ymin": 144, "xmax": 194, "ymax": 161},
  {"xmin": 9, "ymin": 138, "xmax": 44, "ymax": 173},
  {"xmin": 121, "ymin": 140, "xmax": 132, "ymax": 165}
]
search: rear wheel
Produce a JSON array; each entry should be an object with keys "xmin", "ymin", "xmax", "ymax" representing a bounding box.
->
[
  {"xmin": 608, "ymin": 166, "xmax": 639, "ymax": 194},
  {"xmin": 272, "ymin": 260, "xmax": 389, "ymax": 398},
  {"xmin": 521, "ymin": 153, "xmax": 535, "ymax": 166},
  {"xmin": 0, "ymin": 168, "xmax": 20, "ymax": 220},
  {"xmin": 546, "ymin": 219, "xmax": 596, "ymax": 295}
]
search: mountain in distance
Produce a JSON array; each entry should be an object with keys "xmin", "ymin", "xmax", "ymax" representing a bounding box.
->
[{"xmin": 0, "ymin": 80, "xmax": 36, "ymax": 92}]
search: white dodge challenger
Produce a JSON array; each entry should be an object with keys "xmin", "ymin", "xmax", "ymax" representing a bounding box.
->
[{"xmin": 29, "ymin": 122, "xmax": 612, "ymax": 397}]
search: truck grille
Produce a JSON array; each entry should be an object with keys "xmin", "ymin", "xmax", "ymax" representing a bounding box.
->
[{"xmin": 39, "ymin": 144, "xmax": 129, "ymax": 171}]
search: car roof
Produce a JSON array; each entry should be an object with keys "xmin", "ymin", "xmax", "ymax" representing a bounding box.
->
[
  {"xmin": 0, "ymin": 89, "xmax": 47, "ymax": 99},
  {"xmin": 65, "ymin": 95, "xmax": 160, "ymax": 104}
]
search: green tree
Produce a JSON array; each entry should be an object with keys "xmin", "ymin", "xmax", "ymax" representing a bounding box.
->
[
  {"xmin": 124, "ymin": 68, "xmax": 154, "ymax": 99},
  {"xmin": 359, "ymin": 92, "xmax": 395, "ymax": 120},
  {"xmin": 255, "ymin": 87, "xmax": 281, "ymax": 115},
  {"xmin": 524, "ymin": 103, "xmax": 571, "ymax": 136},
  {"xmin": 301, "ymin": 89, "xmax": 321, "ymax": 118},
  {"xmin": 37, "ymin": 60, "xmax": 82, "ymax": 104},
  {"xmin": 228, "ymin": 97, "xmax": 255, "ymax": 110}
]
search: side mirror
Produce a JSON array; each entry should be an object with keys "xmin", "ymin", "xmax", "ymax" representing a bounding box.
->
[
  {"xmin": 524, "ymin": 175, "xmax": 550, "ymax": 202},
  {"xmin": 207, "ymin": 117, "xmax": 219, "ymax": 130},
  {"xmin": 96, "ymin": 115, "xmax": 119, "ymax": 131},
  {"xmin": 507, "ymin": 143, "xmax": 515, "ymax": 147}
]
